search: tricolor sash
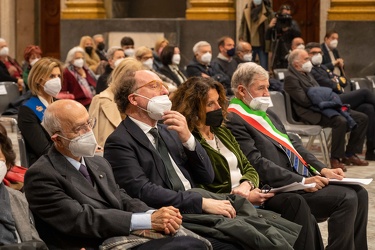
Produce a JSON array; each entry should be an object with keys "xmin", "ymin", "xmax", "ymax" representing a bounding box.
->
[
  {"xmin": 24, "ymin": 96, "xmax": 46, "ymax": 122},
  {"xmin": 228, "ymin": 98, "xmax": 308, "ymax": 167}
]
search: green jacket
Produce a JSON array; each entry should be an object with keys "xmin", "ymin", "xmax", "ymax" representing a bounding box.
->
[{"xmin": 193, "ymin": 126, "xmax": 259, "ymax": 193}]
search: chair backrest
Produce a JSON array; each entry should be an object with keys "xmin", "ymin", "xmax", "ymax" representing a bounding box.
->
[
  {"xmin": 273, "ymin": 68, "xmax": 288, "ymax": 82},
  {"xmin": 269, "ymin": 91, "xmax": 289, "ymax": 124},
  {"xmin": 0, "ymin": 82, "xmax": 19, "ymax": 114},
  {"xmin": 282, "ymin": 90, "xmax": 304, "ymax": 125},
  {"xmin": 365, "ymin": 75, "xmax": 375, "ymax": 91},
  {"xmin": 350, "ymin": 77, "xmax": 373, "ymax": 92}
]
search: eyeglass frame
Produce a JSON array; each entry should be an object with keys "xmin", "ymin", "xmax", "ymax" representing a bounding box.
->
[
  {"xmin": 55, "ymin": 117, "xmax": 96, "ymax": 136},
  {"xmin": 133, "ymin": 80, "xmax": 165, "ymax": 93}
]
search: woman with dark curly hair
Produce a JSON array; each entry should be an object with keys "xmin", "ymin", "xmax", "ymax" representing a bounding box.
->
[
  {"xmin": 158, "ymin": 45, "xmax": 187, "ymax": 86},
  {"xmin": 171, "ymin": 76, "xmax": 324, "ymax": 250}
]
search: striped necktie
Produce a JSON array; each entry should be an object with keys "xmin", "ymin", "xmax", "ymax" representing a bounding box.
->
[{"xmin": 283, "ymin": 147, "xmax": 309, "ymax": 176}]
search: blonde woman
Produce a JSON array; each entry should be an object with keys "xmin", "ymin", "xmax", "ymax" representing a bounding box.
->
[
  {"xmin": 88, "ymin": 57, "xmax": 143, "ymax": 146},
  {"xmin": 79, "ymin": 36, "xmax": 100, "ymax": 73}
]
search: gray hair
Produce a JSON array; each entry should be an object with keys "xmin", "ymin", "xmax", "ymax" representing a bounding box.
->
[
  {"xmin": 106, "ymin": 46, "xmax": 123, "ymax": 60},
  {"xmin": 0, "ymin": 38, "xmax": 6, "ymax": 43},
  {"xmin": 93, "ymin": 34, "xmax": 103, "ymax": 40},
  {"xmin": 42, "ymin": 109, "xmax": 62, "ymax": 136},
  {"xmin": 192, "ymin": 41, "xmax": 211, "ymax": 54},
  {"xmin": 288, "ymin": 49, "xmax": 304, "ymax": 66},
  {"xmin": 231, "ymin": 62, "xmax": 269, "ymax": 95},
  {"xmin": 65, "ymin": 46, "xmax": 85, "ymax": 65}
]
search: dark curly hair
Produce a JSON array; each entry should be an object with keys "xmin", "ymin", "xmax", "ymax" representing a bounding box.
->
[
  {"xmin": 171, "ymin": 77, "xmax": 228, "ymax": 131},
  {"xmin": 0, "ymin": 124, "xmax": 16, "ymax": 170}
]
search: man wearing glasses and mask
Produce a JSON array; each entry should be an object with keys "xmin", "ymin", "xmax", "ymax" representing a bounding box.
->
[{"xmin": 24, "ymin": 99, "xmax": 207, "ymax": 250}]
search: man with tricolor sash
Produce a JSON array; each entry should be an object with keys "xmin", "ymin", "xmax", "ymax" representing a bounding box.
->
[{"xmin": 226, "ymin": 62, "xmax": 368, "ymax": 250}]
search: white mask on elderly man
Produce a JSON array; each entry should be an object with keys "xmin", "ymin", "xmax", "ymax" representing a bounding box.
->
[
  {"xmin": 0, "ymin": 160, "xmax": 7, "ymax": 183},
  {"xmin": 0, "ymin": 46, "xmax": 9, "ymax": 56},
  {"xmin": 58, "ymin": 130, "xmax": 97, "ymax": 157},
  {"xmin": 200, "ymin": 52, "xmax": 212, "ymax": 64},
  {"xmin": 73, "ymin": 58, "xmax": 84, "ymax": 68},
  {"xmin": 44, "ymin": 77, "xmax": 62, "ymax": 97},
  {"xmin": 245, "ymin": 88, "xmax": 273, "ymax": 111},
  {"xmin": 133, "ymin": 94, "xmax": 172, "ymax": 120},
  {"xmin": 243, "ymin": 53, "xmax": 253, "ymax": 62},
  {"xmin": 311, "ymin": 53, "xmax": 323, "ymax": 66},
  {"xmin": 301, "ymin": 61, "xmax": 313, "ymax": 73}
]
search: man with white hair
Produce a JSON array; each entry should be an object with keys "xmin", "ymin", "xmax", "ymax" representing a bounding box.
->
[
  {"xmin": 186, "ymin": 41, "xmax": 231, "ymax": 95},
  {"xmin": 226, "ymin": 62, "xmax": 368, "ymax": 250}
]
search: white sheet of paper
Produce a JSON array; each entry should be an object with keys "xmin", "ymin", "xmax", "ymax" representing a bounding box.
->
[
  {"xmin": 0, "ymin": 85, "xmax": 7, "ymax": 95},
  {"xmin": 278, "ymin": 72, "xmax": 285, "ymax": 80},
  {"xmin": 329, "ymin": 178, "xmax": 373, "ymax": 185},
  {"xmin": 269, "ymin": 182, "xmax": 316, "ymax": 193}
]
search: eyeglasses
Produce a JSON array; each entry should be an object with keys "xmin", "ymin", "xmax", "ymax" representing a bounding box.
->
[
  {"xmin": 133, "ymin": 80, "xmax": 165, "ymax": 92},
  {"xmin": 261, "ymin": 184, "xmax": 272, "ymax": 193},
  {"xmin": 72, "ymin": 117, "xmax": 96, "ymax": 134}
]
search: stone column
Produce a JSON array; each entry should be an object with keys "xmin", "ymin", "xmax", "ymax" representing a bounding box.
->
[
  {"xmin": 0, "ymin": 0, "xmax": 16, "ymax": 58},
  {"xmin": 61, "ymin": 0, "xmax": 106, "ymax": 19},
  {"xmin": 186, "ymin": 0, "xmax": 235, "ymax": 20},
  {"xmin": 328, "ymin": 0, "xmax": 375, "ymax": 20}
]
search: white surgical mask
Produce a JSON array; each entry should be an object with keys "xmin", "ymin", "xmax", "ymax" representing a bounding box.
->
[
  {"xmin": 329, "ymin": 39, "xmax": 338, "ymax": 49},
  {"xmin": 73, "ymin": 58, "xmax": 84, "ymax": 68},
  {"xmin": 142, "ymin": 58, "xmax": 154, "ymax": 69},
  {"xmin": 114, "ymin": 58, "xmax": 125, "ymax": 68},
  {"xmin": 59, "ymin": 130, "xmax": 97, "ymax": 157},
  {"xmin": 44, "ymin": 77, "xmax": 62, "ymax": 97},
  {"xmin": 124, "ymin": 48, "xmax": 135, "ymax": 57},
  {"xmin": 30, "ymin": 58, "xmax": 40, "ymax": 67},
  {"xmin": 0, "ymin": 46, "xmax": 9, "ymax": 56},
  {"xmin": 172, "ymin": 54, "xmax": 181, "ymax": 65},
  {"xmin": 311, "ymin": 54, "xmax": 322, "ymax": 66},
  {"xmin": 0, "ymin": 160, "xmax": 7, "ymax": 183},
  {"xmin": 243, "ymin": 53, "xmax": 253, "ymax": 62},
  {"xmin": 253, "ymin": 0, "xmax": 262, "ymax": 6},
  {"xmin": 301, "ymin": 61, "xmax": 313, "ymax": 73},
  {"xmin": 296, "ymin": 44, "xmax": 305, "ymax": 50},
  {"xmin": 200, "ymin": 52, "xmax": 212, "ymax": 64},
  {"xmin": 134, "ymin": 94, "xmax": 172, "ymax": 120},
  {"xmin": 245, "ymin": 89, "xmax": 273, "ymax": 111}
]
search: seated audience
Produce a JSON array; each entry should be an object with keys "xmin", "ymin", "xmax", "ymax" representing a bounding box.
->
[
  {"xmin": 233, "ymin": 41, "xmax": 253, "ymax": 64},
  {"xmin": 211, "ymin": 36, "xmax": 238, "ymax": 82},
  {"xmin": 18, "ymin": 58, "xmax": 64, "ymax": 165},
  {"xmin": 0, "ymin": 38, "xmax": 24, "ymax": 89},
  {"xmin": 284, "ymin": 49, "xmax": 368, "ymax": 170},
  {"xmin": 0, "ymin": 124, "xmax": 47, "ymax": 249},
  {"xmin": 95, "ymin": 46, "xmax": 125, "ymax": 94},
  {"xmin": 226, "ymin": 62, "xmax": 368, "ymax": 250},
  {"xmin": 171, "ymin": 76, "xmax": 323, "ymax": 250},
  {"xmin": 152, "ymin": 37, "xmax": 169, "ymax": 71},
  {"xmin": 104, "ymin": 70, "xmax": 301, "ymax": 249},
  {"xmin": 79, "ymin": 35, "xmax": 100, "ymax": 73},
  {"xmin": 24, "ymin": 99, "xmax": 206, "ymax": 250},
  {"xmin": 120, "ymin": 36, "xmax": 135, "ymax": 57},
  {"xmin": 89, "ymin": 57, "xmax": 143, "ymax": 147},
  {"xmin": 22, "ymin": 45, "xmax": 42, "ymax": 89},
  {"xmin": 62, "ymin": 46, "xmax": 97, "ymax": 108},
  {"xmin": 321, "ymin": 30, "xmax": 344, "ymax": 76},
  {"xmin": 93, "ymin": 34, "xmax": 107, "ymax": 61},
  {"xmin": 186, "ymin": 41, "xmax": 230, "ymax": 93},
  {"xmin": 158, "ymin": 45, "xmax": 187, "ymax": 86},
  {"xmin": 307, "ymin": 42, "xmax": 375, "ymax": 160},
  {"xmin": 135, "ymin": 46, "xmax": 177, "ymax": 92}
]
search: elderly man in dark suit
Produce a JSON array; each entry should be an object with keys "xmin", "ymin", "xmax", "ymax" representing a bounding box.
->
[
  {"xmin": 23, "ymin": 99, "xmax": 206, "ymax": 250},
  {"xmin": 226, "ymin": 62, "xmax": 368, "ymax": 250}
]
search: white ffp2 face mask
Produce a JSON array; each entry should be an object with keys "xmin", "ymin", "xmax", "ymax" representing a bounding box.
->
[
  {"xmin": 200, "ymin": 52, "xmax": 212, "ymax": 64},
  {"xmin": 0, "ymin": 47, "xmax": 9, "ymax": 56},
  {"xmin": 44, "ymin": 77, "xmax": 62, "ymax": 97},
  {"xmin": 172, "ymin": 54, "xmax": 181, "ymax": 65},
  {"xmin": 302, "ymin": 61, "xmax": 313, "ymax": 73},
  {"xmin": 58, "ymin": 130, "xmax": 97, "ymax": 157},
  {"xmin": 134, "ymin": 94, "xmax": 172, "ymax": 120},
  {"xmin": 245, "ymin": 88, "xmax": 273, "ymax": 111},
  {"xmin": 243, "ymin": 53, "xmax": 253, "ymax": 62},
  {"xmin": 30, "ymin": 58, "xmax": 40, "ymax": 66},
  {"xmin": 142, "ymin": 58, "xmax": 153, "ymax": 69},
  {"xmin": 124, "ymin": 48, "xmax": 135, "ymax": 57},
  {"xmin": 329, "ymin": 39, "xmax": 338, "ymax": 49},
  {"xmin": 311, "ymin": 54, "xmax": 323, "ymax": 66},
  {"xmin": 114, "ymin": 58, "xmax": 125, "ymax": 68},
  {"xmin": 73, "ymin": 58, "xmax": 84, "ymax": 68}
]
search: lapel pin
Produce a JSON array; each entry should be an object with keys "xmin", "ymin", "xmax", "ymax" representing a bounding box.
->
[{"xmin": 99, "ymin": 174, "xmax": 104, "ymax": 178}]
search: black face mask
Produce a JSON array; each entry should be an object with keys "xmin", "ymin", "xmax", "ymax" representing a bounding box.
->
[
  {"xmin": 226, "ymin": 48, "xmax": 235, "ymax": 57},
  {"xmin": 85, "ymin": 46, "xmax": 93, "ymax": 54},
  {"xmin": 205, "ymin": 109, "xmax": 223, "ymax": 127},
  {"xmin": 97, "ymin": 42, "xmax": 105, "ymax": 51}
]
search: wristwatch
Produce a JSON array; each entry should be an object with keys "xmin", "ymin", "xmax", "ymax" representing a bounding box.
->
[{"xmin": 245, "ymin": 180, "xmax": 255, "ymax": 191}]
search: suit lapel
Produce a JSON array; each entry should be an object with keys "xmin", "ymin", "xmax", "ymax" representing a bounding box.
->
[
  {"xmin": 47, "ymin": 147, "xmax": 111, "ymax": 206},
  {"xmin": 124, "ymin": 117, "xmax": 172, "ymax": 189}
]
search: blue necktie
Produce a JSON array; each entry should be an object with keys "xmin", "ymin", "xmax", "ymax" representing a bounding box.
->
[{"xmin": 284, "ymin": 147, "xmax": 309, "ymax": 177}]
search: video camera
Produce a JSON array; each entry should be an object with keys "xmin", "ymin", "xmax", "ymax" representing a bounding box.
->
[{"xmin": 275, "ymin": 13, "xmax": 292, "ymax": 29}]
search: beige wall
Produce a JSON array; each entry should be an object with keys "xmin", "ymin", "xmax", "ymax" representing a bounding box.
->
[{"xmin": 0, "ymin": 0, "xmax": 16, "ymax": 58}]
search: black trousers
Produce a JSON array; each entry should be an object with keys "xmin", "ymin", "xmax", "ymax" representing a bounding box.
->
[
  {"xmin": 340, "ymin": 89, "xmax": 375, "ymax": 148},
  {"xmin": 265, "ymin": 193, "xmax": 324, "ymax": 250},
  {"xmin": 318, "ymin": 109, "xmax": 368, "ymax": 159}
]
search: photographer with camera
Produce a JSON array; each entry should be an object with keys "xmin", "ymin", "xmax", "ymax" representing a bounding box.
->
[{"xmin": 268, "ymin": 4, "xmax": 301, "ymax": 70}]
